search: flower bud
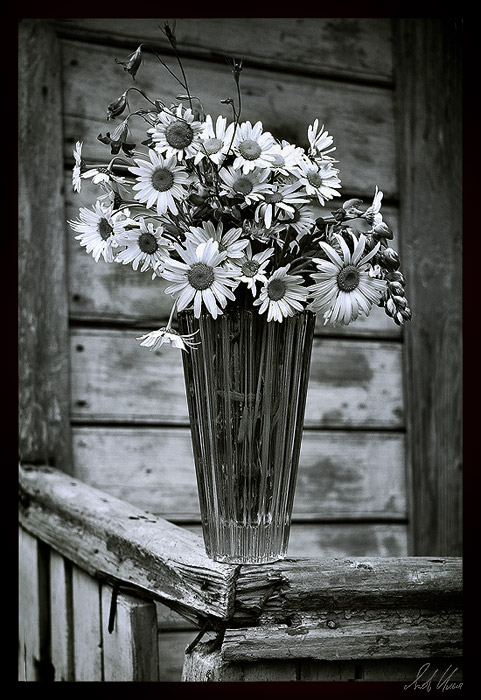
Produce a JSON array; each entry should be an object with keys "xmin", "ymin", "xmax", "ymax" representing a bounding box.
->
[
  {"xmin": 387, "ymin": 270, "xmax": 406, "ymax": 286},
  {"xmin": 115, "ymin": 45, "xmax": 142, "ymax": 80},
  {"xmin": 331, "ymin": 207, "xmax": 346, "ymax": 222},
  {"xmin": 388, "ymin": 281, "xmax": 405, "ymax": 296},
  {"xmin": 385, "ymin": 298, "xmax": 397, "ymax": 317},
  {"xmin": 383, "ymin": 247, "xmax": 400, "ymax": 270},
  {"xmin": 395, "ymin": 311, "xmax": 405, "ymax": 325},
  {"xmin": 401, "ymin": 307, "xmax": 412, "ymax": 320},
  {"xmin": 315, "ymin": 217, "xmax": 327, "ymax": 233},
  {"xmin": 392, "ymin": 295, "xmax": 407, "ymax": 309},
  {"xmin": 373, "ymin": 221, "xmax": 394, "ymax": 240}
]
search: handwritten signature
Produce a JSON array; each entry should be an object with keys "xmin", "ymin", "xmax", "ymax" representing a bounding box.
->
[{"xmin": 404, "ymin": 663, "xmax": 463, "ymax": 692}]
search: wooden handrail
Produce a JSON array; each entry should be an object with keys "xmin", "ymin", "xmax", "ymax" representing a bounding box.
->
[{"xmin": 19, "ymin": 463, "xmax": 462, "ymax": 664}]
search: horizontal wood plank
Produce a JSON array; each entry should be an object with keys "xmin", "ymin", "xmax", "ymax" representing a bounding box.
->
[
  {"xmin": 70, "ymin": 328, "xmax": 404, "ymax": 428},
  {"xmin": 72, "ymin": 426, "xmax": 406, "ymax": 519},
  {"xmin": 54, "ymin": 18, "xmax": 393, "ymax": 83},
  {"xmin": 61, "ymin": 40, "xmax": 397, "ymax": 198},
  {"xmin": 19, "ymin": 464, "xmax": 238, "ymax": 621},
  {"xmin": 66, "ymin": 177, "xmax": 401, "ymax": 337}
]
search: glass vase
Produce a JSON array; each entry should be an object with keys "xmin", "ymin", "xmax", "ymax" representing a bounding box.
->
[{"xmin": 177, "ymin": 307, "xmax": 316, "ymax": 564}]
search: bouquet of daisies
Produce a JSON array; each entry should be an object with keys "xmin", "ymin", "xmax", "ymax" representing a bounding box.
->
[{"xmin": 69, "ymin": 24, "xmax": 411, "ymax": 352}]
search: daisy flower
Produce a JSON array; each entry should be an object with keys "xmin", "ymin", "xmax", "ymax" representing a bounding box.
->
[
  {"xmin": 254, "ymin": 182, "xmax": 309, "ymax": 229},
  {"xmin": 218, "ymin": 166, "xmax": 273, "ymax": 205},
  {"xmin": 161, "ymin": 238, "xmax": 240, "ymax": 319},
  {"xmin": 185, "ymin": 220, "xmax": 249, "ymax": 261},
  {"xmin": 232, "ymin": 121, "xmax": 276, "ymax": 173},
  {"xmin": 229, "ymin": 244, "xmax": 274, "ymax": 297},
  {"xmin": 149, "ymin": 104, "xmax": 206, "ymax": 161},
  {"xmin": 129, "ymin": 150, "xmax": 192, "ymax": 216},
  {"xmin": 307, "ymin": 119, "xmax": 337, "ymax": 161},
  {"xmin": 115, "ymin": 218, "xmax": 171, "ymax": 272},
  {"xmin": 68, "ymin": 200, "xmax": 129, "ymax": 263},
  {"xmin": 295, "ymin": 159, "xmax": 342, "ymax": 206},
  {"xmin": 253, "ymin": 266, "xmax": 308, "ymax": 322},
  {"xmin": 278, "ymin": 204, "xmax": 317, "ymax": 237},
  {"xmin": 264, "ymin": 140, "xmax": 306, "ymax": 177},
  {"xmin": 307, "ymin": 233, "xmax": 387, "ymax": 325},
  {"xmin": 137, "ymin": 326, "xmax": 200, "ymax": 352},
  {"xmin": 193, "ymin": 114, "xmax": 236, "ymax": 166}
]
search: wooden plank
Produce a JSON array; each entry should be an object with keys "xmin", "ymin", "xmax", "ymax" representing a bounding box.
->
[
  {"xmin": 300, "ymin": 660, "xmax": 356, "ymax": 680},
  {"xmin": 393, "ymin": 19, "xmax": 462, "ymax": 556},
  {"xmin": 285, "ymin": 523, "xmax": 408, "ymax": 558},
  {"xmin": 72, "ymin": 427, "xmax": 406, "ymax": 520},
  {"xmin": 61, "ymin": 40, "xmax": 397, "ymax": 198},
  {"xmin": 70, "ymin": 329, "xmax": 404, "ymax": 428},
  {"xmin": 101, "ymin": 584, "xmax": 159, "ymax": 681},
  {"xmin": 18, "ymin": 19, "xmax": 72, "ymax": 472},
  {"xmin": 71, "ymin": 565, "xmax": 103, "ymax": 680},
  {"xmin": 65, "ymin": 177, "xmax": 401, "ymax": 337},
  {"xmin": 49, "ymin": 551, "xmax": 74, "ymax": 681},
  {"xmin": 54, "ymin": 18, "xmax": 393, "ymax": 82},
  {"xmin": 18, "ymin": 528, "xmax": 41, "ymax": 681},
  {"xmin": 19, "ymin": 464, "xmax": 238, "ymax": 622}
]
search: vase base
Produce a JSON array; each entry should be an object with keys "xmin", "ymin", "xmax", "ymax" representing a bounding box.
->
[{"xmin": 203, "ymin": 521, "xmax": 290, "ymax": 565}]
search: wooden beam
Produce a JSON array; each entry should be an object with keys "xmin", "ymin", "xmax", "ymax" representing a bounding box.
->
[
  {"xmin": 18, "ymin": 20, "xmax": 72, "ymax": 473},
  {"xmin": 393, "ymin": 19, "xmax": 462, "ymax": 555},
  {"xmin": 19, "ymin": 464, "xmax": 238, "ymax": 622}
]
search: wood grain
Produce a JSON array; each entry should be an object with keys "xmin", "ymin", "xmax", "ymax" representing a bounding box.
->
[
  {"xmin": 393, "ymin": 19, "xmax": 462, "ymax": 556},
  {"xmin": 54, "ymin": 18, "xmax": 393, "ymax": 83},
  {"xmin": 49, "ymin": 551, "xmax": 74, "ymax": 681},
  {"xmin": 70, "ymin": 328, "xmax": 404, "ymax": 428},
  {"xmin": 71, "ymin": 566, "xmax": 103, "ymax": 680},
  {"xmin": 72, "ymin": 426, "xmax": 406, "ymax": 519},
  {"xmin": 18, "ymin": 20, "xmax": 72, "ymax": 472},
  {"xmin": 61, "ymin": 39, "xmax": 397, "ymax": 198}
]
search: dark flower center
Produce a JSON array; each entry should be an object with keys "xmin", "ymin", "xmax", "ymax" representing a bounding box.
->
[
  {"xmin": 267, "ymin": 278, "xmax": 286, "ymax": 301},
  {"xmin": 337, "ymin": 265, "xmax": 361, "ymax": 292},
  {"xmin": 307, "ymin": 170, "xmax": 323, "ymax": 188},
  {"xmin": 187, "ymin": 262, "xmax": 215, "ymax": 290},
  {"xmin": 165, "ymin": 120, "xmax": 194, "ymax": 149},
  {"xmin": 97, "ymin": 217, "xmax": 113, "ymax": 240},
  {"xmin": 233, "ymin": 177, "xmax": 254, "ymax": 195},
  {"xmin": 151, "ymin": 167, "xmax": 174, "ymax": 192},
  {"xmin": 138, "ymin": 232, "xmax": 158, "ymax": 254},
  {"xmin": 264, "ymin": 192, "xmax": 283, "ymax": 204},
  {"xmin": 238, "ymin": 139, "xmax": 262, "ymax": 161},
  {"xmin": 242, "ymin": 260, "xmax": 260, "ymax": 277},
  {"xmin": 202, "ymin": 137, "xmax": 223, "ymax": 155}
]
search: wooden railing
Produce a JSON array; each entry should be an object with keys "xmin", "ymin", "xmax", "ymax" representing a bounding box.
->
[{"xmin": 19, "ymin": 464, "xmax": 463, "ymax": 683}]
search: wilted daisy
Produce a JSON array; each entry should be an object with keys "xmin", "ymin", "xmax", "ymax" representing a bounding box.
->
[
  {"xmin": 307, "ymin": 233, "xmax": 387, "ymax": 325},
  {"xmin": 193, "ymin": 114, "xmax": 236, "ymax": 166},
  {"xmin": 219, "ymin": 166, "xmax": 273, "ymax": 205},
  {"xmin": 295, "ymin": 159, "xmax": 342, "ymax": 206},
  {"xmin": 161, "ymin": 238, "xmax": 240, "ymax": 319},
  {"xmin": 129, "ymin": 150, "xmax": 191, "ymax": 215},
  {"xmin": 229, "ymin": 244, "xmax": 274, "ymax": 296},
  {"xmin": 185, "ymin": 220, "xmax": 249, "ymax": 261},
  {"xmin": 137, "ymin": 325, "xmax": 200, "ymax": 352},
  {"xmin": 307, "ymin": 119, "xmax": 336, "ymax": 161},
  {"xmin": 254, "ymin": 183, "xmax": 309, "ymax": 229},
  {"xmin": 68, "ymin": 200, "xmax": 129, "ymax": 263},
  {"xmin": 253, "ymin": 266, "xmax": 308, "ymax": 322},
  {"xmin": 72, "ymin": 141, "xmax": 83, "ymax": 192},
  {"xmin": 149, "ymin": 104, "xmax": 206, "ymax": 161},
  {"xmin": 115, "ymin": 218, "xmax": 171, "ymax": 272},
  {"xmin": 232, "ymin": 121, "xmax": 276, "ymax": 173}
]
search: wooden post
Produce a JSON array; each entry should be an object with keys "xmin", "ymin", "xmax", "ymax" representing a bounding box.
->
[
  {"xmin": 393, "ymin": 18, "xmax": 462, "ymax": 555},
  {"xmin": 18, "ymin": 19, "xmax": 72, "ymax": 473}
]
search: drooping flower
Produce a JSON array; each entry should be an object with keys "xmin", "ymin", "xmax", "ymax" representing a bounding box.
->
[
  {"xmin": 307, "ymin": 119, "xmax": 336, "ymax": 161},
  {"xmin": 68, "ymin": 200, "xmax": 130, "ymax": 263},
  {"xmin": 307, "ymin": 233, "xmax": 387, "ymax": 325},
  {"xmin": 115, "ymin": 218, "xmax": 171, "ymax": 272},
  {"xmin": 185, "ymin": 220, "xmax": 249, "ymax": 261},
  {"xmin": 253, "ymin": 266, "xmax": 308, "ymax": 322},
  {"xmin": 161, "ymin": 238, "xmax": 240, "ymax": 319},
  {"xmin": 115, "ymin": 45, "xmax": 143, "ymax": 80},
  {"xmin": 72, "ymin": 141, "xmax": 83, "ymax": 192},
  {"xmin": 193, "ymin": 114, "xmax": 236, "ymax": 166},
  {"xmin": 254, "ymin": 183, "xmax": 309, "ymax": 229},
  {"xmin": 294, "ymin": 159, "xmax": 342, "ymax": 206},
  {"xmin": 229, "ymin": 244, "xmax": 274, "ymax": 296},
  {"xmin": 218, "ymin": 166, "xmax": 273, "ymax": 205},
  {"xmin": 129, "ymin": 150, "xmax": 192, "ymax": 215},
  {"xmin": 149, "ymin": 104, "xmax": 206, "ymax": 161},
  {"xmin": 98, "ymin": 119, "xmax": 136, "ymax": 156},
  {"xmin": 232, "ymin": 121, "xmax": 276, "ymax": 173},
  {"xmin": 137, "ymin": 326, "xmax": 200, "ymax": 351}
]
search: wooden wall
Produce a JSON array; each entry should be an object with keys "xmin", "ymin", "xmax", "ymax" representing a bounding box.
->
[{"xmin": 19, "ymin": 18, "xmax": 462, "ymax": 682}]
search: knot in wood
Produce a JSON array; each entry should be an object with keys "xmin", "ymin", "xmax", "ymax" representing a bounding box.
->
[{"xmin": 327, "ymin": 620, "xmax": 337, "ymax": 629}]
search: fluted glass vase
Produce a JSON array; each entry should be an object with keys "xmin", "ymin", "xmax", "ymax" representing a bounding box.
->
[{"xmin": 178, "ymin": 307, "xmax": 316, "ymax": 564}]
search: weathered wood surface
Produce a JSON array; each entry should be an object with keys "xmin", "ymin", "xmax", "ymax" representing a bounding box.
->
[
  {"xmin": 393, "ymin": 19, "xmax": 462, "ymax": 557},
  {"xmin": 54, "ymin": 18, "xmax": 393, "ymax": 83},
  {"xmin": 71, "ymin": 566, "xmax": 103, "ymax": 680},
  {"xmin": 70, "ymin": 329, "xmax": 404, "ymax": 428},
  {"xmin": 18, "ymin": 20, "xmax": 72, "ymax": 473},
  {"xmin": 72, "ymin": 426, "xmax": 406, "ymax": 520},
  {"xmin": 49, "ymin": 551, "xmax": 73, "ymax": 681},
  {"xmin": 66, "ymin": 177, "xmax": 401, "ymax": 336},
  {"xmin": 19, "ymin": 529, "xmax": 44, "ymax": 681},
  {"xmin": 61, "ymin": 40, "xmax": 397, "ymax": 198},
  {"xmin": 19, "ymin": 464, "xmax": 237, "ymax": 621}
]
